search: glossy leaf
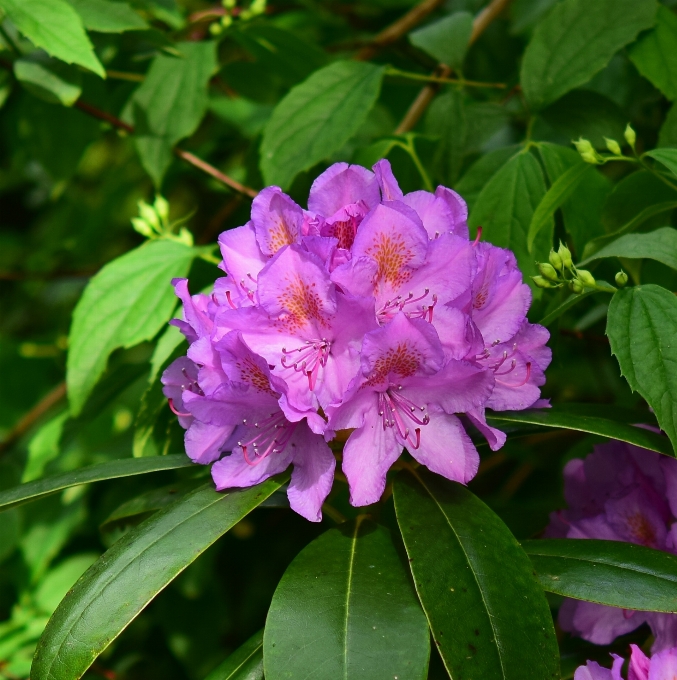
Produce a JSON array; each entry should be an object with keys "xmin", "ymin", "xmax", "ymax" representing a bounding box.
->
[
  {"xmin": 425, "ymin": 89, "xmax": 466, "ymax": 185},
  {"xmin": 264, "ymin": 517, "xmax": 430, "ymax": 680},
  {"xmin": 409, "ymin": 11, "xmax": 473, "ymax": 69},
  {"xmin": 0, "ymin": 0, "xmax": 105, "ymax": 77},
  {"xmin": 66, "ymin": 0, "xmax": 147, "ymax": 32},
  {"xmin": 205, "ymin": 629, "xmax": 263, "ymax": 680},
  {"xmin": 67, "ymin": 239, "xmax": 195, "ymax": 415},
  {"xmin": 393, "ymin": 469, "xmax": 559, "ymax": 680},
  {"xmin": 524, "ymin": 539, "xmax": 677, "ymax": 612},
  {"xmin": 629, "ymin": 6, "xmax": 677, "ymax": 101},
  {"xmin": 32, "ymin": 477, "xmax": 286, "ymax": 680},
  {"xmin": 579, "ymin": 227, "xmax": 677, "ymax": 270},
  {"xmin": 14, "ymin": 56, "xmax": 82, "ymax": 106},
  {"xmin": 455, "ymin": 146, "xmax": 520, "ymax": 211},
  {"xmin": 607, "ymin": 284, "xmax": 677, "ymax": 454},
  {"xmin": 520, "ymin": 0, "xmax": 658, "ymax": 110},
  {"xmin": 260, "ymin": 61, "xmax": 384, "ymax": 189},
  {"xmin": 0, "ymin": 455, "xmax": 193, "ymax": 512},
  {"xmin": 645, "ymin": 148, "xmax": 677, "ymax": 178},
  {"xmin": 469, "ymin": 151, "xmax": 551, "ymax": 292},
  {"xmin": 486, "ymin": 403, "xmax": 671, "ymax": 455}
]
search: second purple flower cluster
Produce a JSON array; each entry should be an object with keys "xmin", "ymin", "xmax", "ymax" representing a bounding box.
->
[{"xmin": 162, "ymin": 159, "xmax": 550, "ymax": 521}]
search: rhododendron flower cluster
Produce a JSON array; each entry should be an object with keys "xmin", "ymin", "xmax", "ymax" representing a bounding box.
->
[
  {"xmin": 163, "ymin": 160, "xmax": 551, "ymax": 521},
  {"xmin": 548, "ymin": 437, "xmax": 677, "ymax": 651},
  {"xmin": 575, "ymin": 644, "xmax": 677, "ymax": 680}
]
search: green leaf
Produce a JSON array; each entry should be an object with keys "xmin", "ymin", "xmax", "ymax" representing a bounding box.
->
[
  {"xmin": 32, "ymin": 478, "xmax": 286, "ymax": 680},
  {"xmin": 126, "ymin": 41, "xmax": 218, "ymax": 186},
  {"xmin": 659, "ymin": 103, "xmax": 677, "ymax": 148},
  {"xmin": 629, "ymin": 6, "xmax": 677, "ymax": 101},
  {"xmin": 579, "ymin": 227, "xmax": 677, "ymax": 270},
  {"xmin": 527, "ymin": 161, "xmax": 592, "ymax": 253},
  {"xmin": 520, "ymin": 0, "xmax": 658, "ymax": 110},
  {"xmin": 264, "ymin": 517, "xmax": 430, "ymax": 680},
  {"xmin": 260, "ymin": 61, "xmax": 385, "ymax": 189},
  {"xmin": 607, "ymin": 284, "xmax": 677, "ymax": 454},
  {"xmin": 645, "ymin": 148, "xmax": 677, "ymax": 178},
  {"xmin": 538, "ymin": 283, "xmax": 615, "ymax": 327},
  {"xmin": 205, "ymin": 629, "xmax": 263, "ymax": 680},
  {"xmin": 409, "ymin": 11, "xmax": 474, "ymax": 69},
  {"xmin": 0, "ymin": 455, "xmax": 193, "ymax": 513},
  {"xmin": 469, "ymin": 151, "xmax": 552, "ymax": 293},
  {"xmin": 523, "ymin": 539, "xmax": 677, "ymax": 612},
  {"xmin": 393, "ymin": 469, "xmax": 559, "ymax": 680},
  {"xmin": 23, "ymin": 411, "xmax": 68, "ymax": 482},
  {"xmin": 65, "ymin": 0, "xmax": 147, "ymax": 32},
  {"xmin": 14, "ymin": 56, "xmax": 82, "ymax": 106},
  {"xmin": 0, "ymin": 0, "xmax": 105, "ymax": 77},
  {"xmin": 425, "ymin": 90, "xmax": 466, "ymax": 185},
  {"xmin": 66, "ymin": 239, "xmax": 196, "ymax": 415},
  {"xmin": 34, "ymin": 554, "xmax": 98, "ymax": 614},
  {"xmin": 486, "ymin": 403, "xmax": 672, "ymax": 456}
]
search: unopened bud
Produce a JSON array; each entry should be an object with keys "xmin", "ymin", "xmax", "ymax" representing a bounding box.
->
[
  {"xmin": 576, "ymin": 269, "xmax": 596, "ymax": 287},
  {"xmin": 138, "ymin": 200, "xmax": 160, "ymax": 229},
  {"xmin": 154, "ymin": 195, "xmax": 169, "ymax": 223},
  {"xmin": 538, "ymin": 262, "xmax": 559, "ymax": 282},
  {"xmin": 210, "ymin": 21, "xmax": 223, "ymax": 34},
  {"xmin": 549, "ymin": 249, "xmax": 563, "ymax": 271},
  {"xmin": 532, "ymin": 275, "xmax": 555, "ymax": 289},
  {"xmin": 250, "ymin": 0, "xmax": 266, "ymax": 15},
  {"xmin": 573, "ymin": 138, "xmax": 601, "ymax": 164},
  {"xmin": 221, "ymin": 14, "xmax": 233, "ymax": 27},
  {"xmin": 222, "ymin": 0, "xmax": 236, "ymax": 7},
  {"xmin": 177, "ymin": 227, "xmax": 194, "ymax": 247},
  {"xmin": 570, "ymin": 280, "xmax": 584, "ymax": 294},
  {"xmin": 615, "ymin": 270, "xmax": 629, "ymax": 287},
  {"xmin": 604, "ymin": 137, "xmax": 622, "ymax": 156},
  {"xmin": 132, "ymin": 217, "xmax": 153, "ymax": 238},
  {"xmin": 624, "ymin": 124, "xmax": 637, "ymax": 150},
  {"xmin": 557, "ymin": 242, "xmax": 574, "ymax": 269}
]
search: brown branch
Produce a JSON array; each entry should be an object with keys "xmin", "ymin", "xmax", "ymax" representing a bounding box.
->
[
  {"xmin": 74, "ymin": 100, "xmax": 134, "ymax": 133},
  {"xmin": 356, "ymin": 0, "xmax": 446, "ymax": 61},
  {"xmin": 0, "ymin": 381, "xmax": 67, "ymax": 454},
  {"xmin": 395, "ymin": 0, "xmax": 514, "ymax": 134}
]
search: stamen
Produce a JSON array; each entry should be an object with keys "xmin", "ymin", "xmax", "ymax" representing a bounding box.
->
[
  {"xmin": 225, "ymin": 290, "xmax": 237, "ymax": 309},
  {"xmin": 473, "ymin": 226, "xmax": 483, "ymax": 246},
  {"xmin": 496, "ymin": 362, "xmax": 532, "ymax": 387},
  {"xmin": 168, "ymin": 398, "xmax": 191, "ymax": 417},
  {"xmin": 280, "ymin": 339, "xmax": 332, "ymax": 390},
  {"xmin": 378, "ymin": 387, "xmax": 429, "ymax": 449},
  {"xmin": 238, "ymin": 412, "xmax": 297, "ymax": 466}
]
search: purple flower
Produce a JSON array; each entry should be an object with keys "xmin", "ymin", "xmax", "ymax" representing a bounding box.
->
[
  {"xmin": 575, "ymin": 644, "xmax": 677, "ymax": 680},
  {"xmin": 548, "ymin": 438, "xmax": 677, "ymax": 651}
]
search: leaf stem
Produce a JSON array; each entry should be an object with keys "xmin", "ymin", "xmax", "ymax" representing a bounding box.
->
[{"xmin": 385, "ymin": 66, "xmax": 506, "ymax": 89}]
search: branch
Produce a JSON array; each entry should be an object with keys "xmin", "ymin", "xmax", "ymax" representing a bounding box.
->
[{"xmin": 395, "ymin": 0, "xmax": 514, "ymax": 135}]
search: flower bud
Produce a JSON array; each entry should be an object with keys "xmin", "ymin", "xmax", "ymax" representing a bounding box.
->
[
  {"xmin": 132, "ymin": 217, "xmax": 154, "ymax": 238},
  {"xmin": 576, "ymin": 269, "xmax": 596, "ymax": 287},
  {"xmin": 154, "ymin": 195, "xmax": 169, "ymax": 223},
  {"xmin": 570, "ymin": 279, "xmax": 584, "ymax": 294},
  {"xmin": 615, "ymin": 270, "xmax": 629, "ymax": 287},
  {"xmin": 557, "ymin": 242, "xmax": 574, "ymax": 269},
  {"xmin": 532, "ymin": 275, "xmax": 555, "ymax": 289},
  {"xmin": 604, "ymin": 137, "xmax": 622, "ymax": 156},
  {"xmin": 549, "ymin": 249, "xmax": 563, "ymax": 271},
  {"xmin": 624, "ymin": 123, "xmax": 637, "ymax": 149},
  {"xmin": 210, "ymin": 21, "xmax": 223, "ymax": 34},
  {"xmin": 221, "ymin": 14, "xmax": 233, "ymax": 27},
  {"xmin": 573, "ymin": 138, "xmax": 601, "ymax": 164},
  {"xmin": 538, "ymin": 262, "xmax": 559, "ymax": 282},
  {"xmin": 138, "ymin": 200, "xmax": 160, "ymax": 230},
  {"xmin": 222, "ymin": 0, "xmax": 236, "ymax": 7},
  {"xmin": 250, "ymin": 0, "xmax": 266, "ymax": 15}
]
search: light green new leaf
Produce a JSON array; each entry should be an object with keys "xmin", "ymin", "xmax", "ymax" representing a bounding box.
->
[
  {"xmin": 0, "ymin": 0, "xmax": 105, "ymax": 77},
  {"xmin": 66, "ymin": 0, "xmax": 147, "ymax": 32},
  {"xmin": 66, "ymin": 239, "xmax": 196, "ymax": 415},
  {"xmin": 527, "ymin": 161, "xmax": 592, "ymax": 252},
  {"xmin": 393, "ymin": 469, "xmax": 559, "ymax": 680},
  {"xmin": 486, "ymin": 403, "xmax": 672, "ymax": 456},
  {"xmin": 629, "ymin": 6, "xmax": 677, "ymax": 101},
  {"xmin": 14, "ymin": 56, "xmax": 82, "ymax": 106},
  {"xmin": 32, "ymin": 478, "xmax": 286, "ymax": 680},
  {"xmin": 579, "ymin": 227, "xmax": 677, "ymax": 270},
  {"xmin": 469, "ymin": 151, "xmax": 551, "ymax": 293},
  {"xmin": 0, "ymin": 455, "xmax": 193, "ymax": 512},
  {"xmin": 260, "ymin": 61, "xmax": 385, "ymax": 189},
  {"xmin": 520, "ymin": 0, "xmax": 658, "ymax": 110},
  {"xmin": 205, "ymin": 629, "xmax": 263, "ymax": 680},
  {"xmin": 409, "ymin": 11, "xmax": 473, "ymax": 69},
  {"xmin": 645, "ymin": 148, "xmax": 677, "ymax": 178},
  {"xmin": 264, "ymin": 517, "xmax": 430, "ymax": 680},
  {"xmin": 523, "ymin": 539, "xmax": 677, "ymax": 612},
  {"xmin": 127, "ymin": 41, "xmax": 218, "ymax": 186},
  {"xmin": 607, "ymin": 284, "xmax": 677, "ymax": 454}
]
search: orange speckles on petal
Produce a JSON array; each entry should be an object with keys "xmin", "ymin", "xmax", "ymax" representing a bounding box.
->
[
  {"xmin": 473, "ymin": 284, "xmax": 489, "ymax": 310},
  {"xmin": 276, "ymin": 276, "xmax": 326, "ymax": 332},
  {"xmin": 364, "ymin": 343, "xmax": 422, "ymax": 386},
  {"xmin": 267, "ymin": 218, "xmax": 298, "ymax": 254},
  {"xmin": 626, "ymin": 513, "xmax": 659, "ymax": 548},
  {"xmin": 365, "ymin": 232, "xmax": 414, "ymax": 291},
  {"xmin": 236, "ymin": 357, "xmax": 277, "ymax": 396}
]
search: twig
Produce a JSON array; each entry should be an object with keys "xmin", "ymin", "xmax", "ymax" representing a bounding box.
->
[
  {"xmin": 395, "ymin": 0, "xmax": 514, "ymax": 134},
  {"xmin": 0, "ymin": 381, "xmax": 67, "ymax": 454},
  {"xmin": 106, "ymin": 69, "xmax": 145, "ymax": 82},
  {"xmin": 385, "ymin": 66, "xmax": 506, "ymax": 89},
  {"xmin": 197, "ymin": 195, "xmax": 243, "ymax": 244},
  {"xmin": 356, "ymin": 0, "xmax": 446, "ymax": 61},
  {"xmin": 74, "ymin": 100, "xmax": 134, "ymax": 133}
]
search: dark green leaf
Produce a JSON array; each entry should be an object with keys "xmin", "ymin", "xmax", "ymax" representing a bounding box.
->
[
  {"xmin": 264, "ymin": 517, "xmax": 430, "ymax": 680},
  {"xmin": 0, "ymin": 455, "xmax": 193, "ymax": 512},
  {"xmin": 455, "ymin": 146, "xmax": 520, "ymax": 211},
  {"xmin": 67, "ymin": 239, "xmax": 196, "ymax": 415},
  {"xmin": 393, "ymin": 469, "xmax": 559, "ymax": 680},
  {"xmin": 260, "ymin": 61, "xmax": 385, "ymax": 189},
  {"xmin": 579, "ymin": 227, "xmax": 677, "ymax": 270},
  {"xmin": 538, "ymin": 283, "xmax": 615, "ymax": 327},
  {"xmin": 645, "ymin": 148, "xmax": 677, "ymax": 178},
  {"xmin": 409, "ymin": 12, "xmax": 473, "ymax": 69},
  {"xmin": 520, "ymin": 0, "xmax": 658, "ymax": 110},
  {"xmin": 629, "ymin": 6, "xmax": 677, "ymax": 101},
  {"xmin": 32, "ymin": 478, "xmax": 286, "ymax": 680},
  {"xmin": 659, "ymin": 103, "xmax": 677, "ymax": 148},
  {"xmin": 425, "ymin": 90, "xmax": 466, "ymax": 185},
  {"xmin": 14, "ymin": 55, "xmax": 82, "ymax": 106},
  {"xmin": 66, "ymin": 0, "xmax": 147, "ymax": 32},
  {"xmin": 486, "ymin": 403, "xmax": 672, "ymax": 456},
  {"xmin": 0, "ymin": 0, "xmax": 105, "ymax": 77},
  {"xmin": 469, "ymin": 151, "xmax": 551, "ymax": 293},
  {"xmin": 523, "ymin": 539, "xmax": 677, "ymax": 612},
  {"xmin": 607, "ymin": 284, "xmax": 677, "ymax": 454},
  {"xmin": 205, "ymin": 629, "xmax": 263, "ymax": 680}
]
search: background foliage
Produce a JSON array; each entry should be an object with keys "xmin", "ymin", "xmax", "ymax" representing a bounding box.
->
[{"xmin": 1, "ymin": 0, "xmax": 677, "ymax": 678}]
